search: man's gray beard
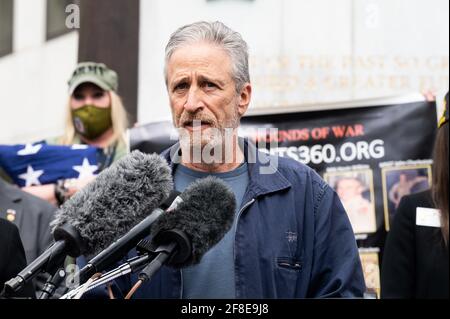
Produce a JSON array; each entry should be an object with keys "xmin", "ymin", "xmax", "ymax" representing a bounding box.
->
[
  {"xmin": 177, "ymin": 110, "xmax": 240, "ymax": 165},
  {"xmin": 179, "ymin": 123, "xmax": 244, "ymax": 165},
  {"xmin": 180, "ymin": 127, "xmax": 222, "ymax": 147},
  {"xmin": 179, "ymin": 126, "xmax": 223, "ymax": 165}
]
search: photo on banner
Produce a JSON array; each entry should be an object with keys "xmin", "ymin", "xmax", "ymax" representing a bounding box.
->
[
  {"xmin": 359, "ymin": 248, "xmax": 381, "ymax": 299},
  {"xmin": 382, "ymin": 165, "xmax": 432, "ymax": 231},
  {"xmin": 324, "ymin": 169, "xmax": 376, "ymax": 235}
]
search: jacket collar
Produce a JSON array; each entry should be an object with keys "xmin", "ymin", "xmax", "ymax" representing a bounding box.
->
[{"xmin": 161, "ymin": 138, "xmax": 291, "ymax": 199}]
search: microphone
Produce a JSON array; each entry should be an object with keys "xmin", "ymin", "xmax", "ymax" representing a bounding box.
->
[
  {"xmin": 61, "ymin": 176, "xmax": 236, "ymax": 299},
  {"xmin": 2, "ymin": 150, "xmax": 173, "ymax": 296},
  {"xmin": 137, "ymin": 176, "xmax": 236, "ymax": 284},
  {"xmin": 41, "ymin": 191, "xmax": 180, "ymax": 299},
  {"xmin": 77, "ymin": 190, "xmax": 181, "ymax": 283}
]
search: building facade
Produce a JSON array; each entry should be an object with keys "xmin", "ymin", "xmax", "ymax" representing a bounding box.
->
[{"xmin": 0, "ymin": 0, "xmax": 448, "ymax": 143}]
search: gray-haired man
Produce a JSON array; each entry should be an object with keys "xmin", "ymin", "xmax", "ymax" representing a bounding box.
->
[{"xmin": 89, "ymin": 21, "xmax": 365, "ymax": 299}]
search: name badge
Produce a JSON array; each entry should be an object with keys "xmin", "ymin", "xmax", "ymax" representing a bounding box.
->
[{"xmin": 416, "ymin": 207, "xmax": 441, "ymax": 228}]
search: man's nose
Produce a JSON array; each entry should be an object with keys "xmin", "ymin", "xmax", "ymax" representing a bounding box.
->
[{"xmin": 183, "ymin": 87, "xmax": 204, "ymax": 113}]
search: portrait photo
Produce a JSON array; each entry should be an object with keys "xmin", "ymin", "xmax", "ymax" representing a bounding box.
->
[
  {"xmin": 382, "ymin": 165, "xmax": 432, "ymax": 230},
  {"xmin": 359, "ymin": 249, "xmax": 381, "ymax": 299},
  {"xmin": 325, "ymin": 169, "xmax": 376, "ymax": 234}
]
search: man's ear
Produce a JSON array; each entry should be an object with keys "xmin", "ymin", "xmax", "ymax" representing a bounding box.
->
[{"xmin": 237, "ymin": 83, "xmax": 252, "ymax": 117}]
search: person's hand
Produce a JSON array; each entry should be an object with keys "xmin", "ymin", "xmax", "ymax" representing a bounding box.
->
[{"xmin": 422, "ymin": 90, "xmax": 436, "ymax": 101}]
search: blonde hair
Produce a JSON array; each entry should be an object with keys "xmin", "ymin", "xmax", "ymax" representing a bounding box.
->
[{"xmin": 60, "ymin": 90, "xmax": 128, "ymax": 147}]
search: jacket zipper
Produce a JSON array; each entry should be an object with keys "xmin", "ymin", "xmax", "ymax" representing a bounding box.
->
[
  {"xmin": 233, "ymin": 198, "xmax": 255, "ymax": 260},
  {"xmin": 233, "ymin": 198, "xmax": 256, "ymax": 298}
]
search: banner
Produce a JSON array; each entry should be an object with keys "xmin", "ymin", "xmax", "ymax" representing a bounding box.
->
[{"xmin": 130, "ymin": 99, "xmax": 437, "ymax": 297}]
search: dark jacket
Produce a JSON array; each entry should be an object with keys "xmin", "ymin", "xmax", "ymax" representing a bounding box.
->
[
  {"xmin": 0, "ymin": 219, "xmax": 35, "ymax": 298},
  {"xmin": 0, "ymin": 179, "xmax": 56, "ymax": 296},
  {"xmin": 0, "ymin": 179, "xmax": 55, "ymax": 264},
  {"xmin": 381, "ymin": 190, "xmax": 449, "ymax": 299}
]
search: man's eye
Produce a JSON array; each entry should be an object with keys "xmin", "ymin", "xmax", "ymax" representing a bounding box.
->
[
  {"xmin": 204, "ymin": 82, "xmax": 217, "ymax": 88},
  {"xmin": 174, "ymin": 83, "xmax": 188, "ymax": 91},
  {"xmin": 73, "ymin": 94, "xmax": 84, "ymax": 100}
]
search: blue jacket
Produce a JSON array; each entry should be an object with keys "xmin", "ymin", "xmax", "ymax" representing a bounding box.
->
[{"xmin": 85, "ymin": 140, "xmax": 365, "ymax": 298}]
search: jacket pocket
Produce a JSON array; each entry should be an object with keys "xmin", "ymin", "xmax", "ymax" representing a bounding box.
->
[
  {"xmin": 277, "ymin": 257, "xmax": 302, "ymax": 271},
  {"xmin": 274, "ymin": 257, "xmax": 302, "ymax": 298}
]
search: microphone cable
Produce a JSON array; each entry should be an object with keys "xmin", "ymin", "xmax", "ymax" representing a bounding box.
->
[
  {"xmin": 124, "ymin": 280, "xmax": 143, "ymax": 299},
  {"xmin": 72, "ymin": 273, "xmax": 102, "ymax": 299},
  {"xmin": 107, "ymin": 283, "xmax": 115, "ymax": 299}
]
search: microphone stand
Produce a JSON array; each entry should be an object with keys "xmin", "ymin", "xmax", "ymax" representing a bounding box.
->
[
  {"xmin": 38, "ymin": 268, "xmax": 66, "ymax": 299},
  {"xmin": 3, "ymin": 223, "xmax": 83, "ymax": 296},
  {"xmin": 60, "ymin": 254, "xmax": 152, "ymax": 299},
  {"xmin": 126, "ymin": 229, "xmax": 191, "ymax": 299},
  {"xmin": 61, "ymin": 229, "xmax": 191, "ymax": 299},
  {"xmin": 138, "ymin": 242, "xmax": 177, "ymax": 282},
  {"xmin": 3, "ymin": 241, "xmax": 66, "ymax": 295}
]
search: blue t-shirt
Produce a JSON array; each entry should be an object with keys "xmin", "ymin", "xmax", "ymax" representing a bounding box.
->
[{"xmin": 174, "ymin": 163, "xmax": 249, "ymax": 299}]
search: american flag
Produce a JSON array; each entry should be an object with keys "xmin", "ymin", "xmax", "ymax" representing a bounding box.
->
[{"xmin": 0, "ymin": 142, "xmax": 99, "ymax": 187}]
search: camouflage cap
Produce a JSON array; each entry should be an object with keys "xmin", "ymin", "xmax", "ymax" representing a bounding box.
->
[{"xmin": 68, "ymin": 62, "xmax": 118, "ymax": 94}]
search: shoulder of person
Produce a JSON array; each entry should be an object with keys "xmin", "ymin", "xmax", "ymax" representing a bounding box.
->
[
  {"xmin": 2, "ymin": 181, "xmax": 57, "ymax": 216},
  {"xmin": 21, "ymin": 190, "xmax": 57, "ymax": 214},
  {"xmin": 274, "ymin": 154, "xmax": 327, "ymax": 189},
  {"xmin": 394, "ymin": 189, "xmax": 433, "ymax": 225},
  {"xmin": 257, "ymin": 151, "xmax": 330, "ymax": 207},
  {"xmin": 399, "ymin": 190, "xmax": 434, "ymax": 211}
]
